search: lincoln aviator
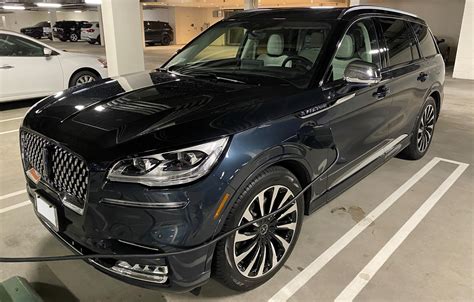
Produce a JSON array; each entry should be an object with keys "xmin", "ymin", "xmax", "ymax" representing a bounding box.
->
[{"xmin": 20, "ymin": 6, "xmax": 444, "ymax": 292}]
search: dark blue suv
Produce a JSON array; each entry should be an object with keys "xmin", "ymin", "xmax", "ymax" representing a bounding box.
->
[{"xmin": 20, "ymin": 6, "xmax": 444, "ymax": 292}]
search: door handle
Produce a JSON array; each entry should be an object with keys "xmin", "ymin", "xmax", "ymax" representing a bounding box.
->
[
  {"xmin": 0, "ymin": 65, "xmax": 14, "ymax": 69},
  {"xmin": 417, "ymin": 72, "xmax": 429, "ymax": 82},
  {"xmin": 373, "ymin": 85, "xmax": 390, "ymax": 100}
]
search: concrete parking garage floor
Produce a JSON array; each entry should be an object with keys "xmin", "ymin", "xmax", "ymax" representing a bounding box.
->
[{"xmin": 0, "ymin": 43, "xmax": 473, "ymax": 302}]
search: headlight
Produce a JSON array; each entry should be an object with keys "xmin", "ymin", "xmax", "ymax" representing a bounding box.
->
[
  {"xmin": 107, "ymin": 137, "xmax": 228, "ymax": 187},
  {"xmin": 98, "ymin": 57, "xmax": 107, "ymax": 68}
]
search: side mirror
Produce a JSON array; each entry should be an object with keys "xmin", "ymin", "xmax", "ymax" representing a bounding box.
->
[
  {"xmin": 43, "ymin": 48, "xmax": 53, "ymax": 57},
  {"xmin": 344, "ymin": 60, "xmax": 381, "ymax": 85}
]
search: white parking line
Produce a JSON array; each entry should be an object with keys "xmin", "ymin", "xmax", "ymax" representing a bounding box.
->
[
  {"xmin": 335, "ymin": 161, "xmax": 468, "ymax": 301},
  {"xmin": 269, "ymin": 157, "xmax": 449, "ymax": 302},
  {"xmin": 0, "ymin": 116, "xmax": 23, "ymax": 123},
  {"xmin": 0, "ymin": 189, "xmax": 26, "ymax": 201},
  {"xmin": 0, "ymin": 201, "xmax": 31, "ymax": 214},
  {"xmin": 0, "ymin": 129, "xmax": 18, "ymax": 135}
]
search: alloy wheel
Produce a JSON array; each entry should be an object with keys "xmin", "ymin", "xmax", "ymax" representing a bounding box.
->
[
  {"xmin": 76, "ymin": 75, "xmax": 95, "ymax": 85},
  {"xmin": 70, "ymin": 33, "xmax": 78, "ymax": 41},
  {"xmin": 417, "ymin": 104, "xmax": 435, "ymax": 153},
  {"xmin": 232, "ymin": 185, "xmax": 298, "ymax": 278}
]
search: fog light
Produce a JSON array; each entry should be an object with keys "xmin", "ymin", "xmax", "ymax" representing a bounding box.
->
[{"xmin": 111, "ymin": 261, "xmax": 168, "ymax": 283}]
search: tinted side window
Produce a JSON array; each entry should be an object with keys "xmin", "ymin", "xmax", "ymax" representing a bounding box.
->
[
  {"xmin": 378, "ymin": 18, "xmax": 420, "ymax": 67},
  {"xmin": 0, "ymin": 34, "xmax": 44, "ymax": 57},
  {"xmin": 410, "ymin": 23, "xmax": 438, "ymax": 58},
  {"xmin": 330, "ymin": 19, "xmax": 380, "ymax": 81}
]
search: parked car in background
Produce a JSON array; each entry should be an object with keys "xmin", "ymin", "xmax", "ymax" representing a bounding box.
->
[
  {"xmin": 53, "ymin": 21, "xmax": 88, "ymax": 42},
  {"xmin": 144, "ymin": 21, "xmax": 173, "ymax": 46},
  {"xmin": 20, "ymin": 21, "xmax": 51, "ymax": 39},
  {"xmin": 435, "ymin": 36, "xmax": 450, "ymax": 63},
  {"xmin": 81, "ymin": 22, "xmax": 101, "ymax": 44},
  {"xmin": 0, "ymin": 30, "xmax": 107, "ymax": 103},
  {"xmin": 18, "ymin": 6, "xmax": 444, "ymax": 292}
]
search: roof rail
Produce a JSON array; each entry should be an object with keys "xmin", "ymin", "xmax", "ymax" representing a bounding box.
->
[{"xmin": 339, "ymin": 5, "xmax": 419, "ymax": 19}]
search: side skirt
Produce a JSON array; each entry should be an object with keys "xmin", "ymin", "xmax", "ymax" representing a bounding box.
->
[{"xmin": 307, "ymin": 135, "xmax": 411, "ymax": 214}]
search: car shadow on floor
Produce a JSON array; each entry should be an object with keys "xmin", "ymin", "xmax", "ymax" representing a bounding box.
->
[{"xmin": 0, "ymin": 99, "xmax": 39, "ymax": 111}]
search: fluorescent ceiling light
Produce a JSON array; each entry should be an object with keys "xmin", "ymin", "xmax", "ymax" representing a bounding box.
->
[
  {"xmin": 2, "ymin": 5, "xmax": 26, "ymax": 10},
  {"xmin": 36, "ymin": 3, "xmax": 62, "ymax": 8},
  {"xmin": 74, "ymin": 10, "xmax": 82, "ymax": 13},
  {"xmin": 85, "ymin": 0, "xmax": 102, "ymax": 4}
]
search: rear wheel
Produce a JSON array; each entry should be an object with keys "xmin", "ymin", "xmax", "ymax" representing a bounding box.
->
[
  {"xmin": 400, "ymin": 96, "xmax": 437, "ymax": 160},
  {"xmin": 161, "ymin": 35, "xmax": 171, "ymax": 46},
  {"xmin": 69, "ymin": 33, "xmax": 79, "ymax": 42},
  {"xmin": 213, "ymin": 166, "xmax": 304, "ymax": 291}
]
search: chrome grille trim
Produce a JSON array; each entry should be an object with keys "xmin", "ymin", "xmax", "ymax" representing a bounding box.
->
[{"xmin": 20, "ymin": 130, "xmax": 89, "ymax": 214}]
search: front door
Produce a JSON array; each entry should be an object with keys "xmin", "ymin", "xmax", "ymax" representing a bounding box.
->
[
  {"xmin": 0, "ymin": 34, "xmax": 63, "ymax": 102},
  {"xmin": 317, "ymin": 18, "xmax": 393, "ymax": 189}
]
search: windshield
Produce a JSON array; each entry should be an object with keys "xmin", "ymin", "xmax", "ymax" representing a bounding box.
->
[{"xmin": 164, "ymin": 19, "xmax": 333, "ymax": 87}]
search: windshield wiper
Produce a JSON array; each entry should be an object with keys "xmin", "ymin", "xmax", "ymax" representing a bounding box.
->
[{"xmin": 189, "ymin": 72, "xmax": 247, "ymax": 84}]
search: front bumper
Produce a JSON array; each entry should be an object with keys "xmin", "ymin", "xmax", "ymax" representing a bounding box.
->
[{"xmin": 26, "ymin": 177, "xmax": 221, "ymax": 292}]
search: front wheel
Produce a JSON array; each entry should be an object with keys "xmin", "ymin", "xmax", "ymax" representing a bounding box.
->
[
  {"xmin": 161, "ymin": 35, "xmax": 171, "ymax": 46},
  {"xmin": 213, "ymin": 166, "xmax": 304, "ymax": 291},
  {"xmin": 400, "ymin": 96, "xmax": 437, "ymax": 160},
  {"xmin": 69, "ymin": 70, "xmax": 100, "ymax": 87}
]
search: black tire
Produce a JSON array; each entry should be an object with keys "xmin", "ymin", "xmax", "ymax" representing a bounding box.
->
[
  {"xmin": 97, "ymin": 35, "xmax": 101, "ymax": 45},
  {"xmin": 213, "ymin": 166, "xmax": 304, "ymax": 291},
  {"xmin": 161, "ymin": 35, "xmax": 171, "ymax": 46},
  {"xmin": 59, "ymin": 38, "xmax": 67, "ymax": 42},
  {"xmin": 69, "ymin": 70, "xmax": 100, "ymax": 88},
  {"xmin": 69, "ymin": 33, "xmax": 79, "ymax": 42},
  {"xmin": 399, "ymin": 96, "xmax": 437, "ymax": 160},
  {"xmin": 87, "ymin": 40, "xmax": 95, "ymax": 45}
]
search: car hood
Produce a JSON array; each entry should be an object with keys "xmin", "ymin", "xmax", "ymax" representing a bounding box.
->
[{"xmin": 23, "ymin": 70, "xmax": 312, "ymax": 162}]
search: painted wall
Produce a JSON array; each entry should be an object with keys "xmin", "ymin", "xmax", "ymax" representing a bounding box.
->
[
  {"xmin": 143, "ymin": 7, "xmax": 170, "ymax": 23},
  {"xmin": 169, "ymin": 7, "xmax": 222, "ymax": 45},
  {"xmin": 355, "ymin": 0, "xmax": 466, "ymax": 63},
  {"xmin": 453, "ymin": 0, "xmax": 474, "ymax": 79}
]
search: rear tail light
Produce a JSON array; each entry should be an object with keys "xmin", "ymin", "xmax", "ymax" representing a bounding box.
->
[{"xmin": 87, "ymin": 29, "xmax": 95, "ymax": 33}]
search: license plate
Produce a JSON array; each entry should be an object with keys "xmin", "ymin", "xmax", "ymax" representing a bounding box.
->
[{"xmin": 36, "ymin": 194, "xmax": 58, "ymax": 230}]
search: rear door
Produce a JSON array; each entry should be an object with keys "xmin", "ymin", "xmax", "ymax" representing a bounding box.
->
[
  {"xmin": 0, "ymin": 34, "xmax": 63, "ymax": 102},
  {"xmin": 375, "ymin": 17, "xmax": 426, "ymax": 139}
]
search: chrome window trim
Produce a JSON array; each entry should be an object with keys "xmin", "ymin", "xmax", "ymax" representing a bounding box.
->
[
  {"xmin": 329, "ymin": 134, "xmax": 408, "ymax": 189},
  {"xmin": 339, "ymin": 6, "xmax": 418, "ymax": 19},
  {"xmin": 100, "ymin": 198, "xmax": 188, "ymax": 209}
]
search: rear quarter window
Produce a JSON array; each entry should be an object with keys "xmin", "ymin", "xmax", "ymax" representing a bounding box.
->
[{"xmin": 410, "ymin": 22, "xmax": 438, "ymax": 58}]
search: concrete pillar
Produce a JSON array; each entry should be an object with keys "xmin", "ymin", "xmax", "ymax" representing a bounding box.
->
[
  {"xmin": 244, "ymin": 0, "xmax": 258, "ymax": 10},
  {"xmin": 101, "ymin": 0, "xmax": 145, "ymax": 77},
  {"xmin": 453, "ymin": 0, "xmax": 474, "ymax": 80},
  {"xmin": 97, "ymin": 5, "xmax": 105, "ymax": 46},
  {"xmin": 48, "ymin": 10, "xmax": 57, "ymax": 41}
]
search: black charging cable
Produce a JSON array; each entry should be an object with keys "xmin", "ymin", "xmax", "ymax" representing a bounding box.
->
[{"xmin": 0, "ymin": 182, "xmax": 308, "ymax": 263}]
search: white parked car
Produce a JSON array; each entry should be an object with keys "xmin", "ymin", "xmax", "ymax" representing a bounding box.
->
[
  {"xmin": 0, "ymin": 30, "xmax": 107, "ymax": 103},
  {"xmin": 81, "ymin": 22, "xmax": 101, "ymax": 44}
]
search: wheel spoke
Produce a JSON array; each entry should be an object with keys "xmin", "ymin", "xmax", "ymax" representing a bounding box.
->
[
  {"xmin": 269, "ymin": 240, "xmax": 279, "ymax": 268},
  {"xmin": 243, "ymin": 245, "xmax": 260, "ymax": 275},
  {"xmin": 235, "ymin": 231, "xmax": 257, "ymax": 243},
  {"xmin": 236, "ymin": 239, "xmax": 258, "ymax": 264},
  {"xmin": 268, "ymin": 185, "xmax": 281, "ymax": 214},
  {"xmin": 256, "ymin": 191, "xmax": 266, "ymax": 216},
  {"xmin": 256, "ymin": 243, "xmax": 267, "ymax": 277},
  {"xmin": 276, "ymin": 221, "xmax": 297, "ymax": 231},
  {"xmin": 278, "ymin": 190, "xmax": 293, "ymax": 209},
  {"xmin": 276, "ymin": 202, "xmax": 297, "ymax": 220},
  {"xmin": 272, "ymin": 233, "xmax": 290, "ymax": 251}
]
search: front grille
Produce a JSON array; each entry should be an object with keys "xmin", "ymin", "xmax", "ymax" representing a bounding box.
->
[{"xmin": 20, "ymin": 130, "xmax": 89, "ymax": 213}]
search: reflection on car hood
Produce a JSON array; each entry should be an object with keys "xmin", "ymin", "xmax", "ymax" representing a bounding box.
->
[{"xmin": 23, "ymin": 70, "xmax": 313, "ymax": 161}]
